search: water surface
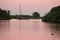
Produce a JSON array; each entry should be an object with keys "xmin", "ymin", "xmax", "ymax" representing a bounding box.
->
[{"xmin": 0, "ymin": 19, "xmax": 60, "ymax": 40}]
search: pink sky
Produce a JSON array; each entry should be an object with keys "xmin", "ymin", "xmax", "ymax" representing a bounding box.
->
[{"xmin": 0, "ymin": 0, "xmax": 60, "ymax": 16}]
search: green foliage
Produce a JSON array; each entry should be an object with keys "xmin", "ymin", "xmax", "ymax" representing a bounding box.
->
[
  {"xmin": 42, "ymin": 6, "xmax": 60, "ymax": 23},
  {"xmin": 17, "ymin": 15, "xmax": 32, "ymax": 19},
  {"xmin": 12, "ymin": 12, "xmax": 40, "ymax": 19},
  {"xmin": 0, "ymin": 8, "xmax": 11, "ymax": 20},
  {"xmin": 11, "ymin": 15, "xmax": 32, "ymax": 19},
  {"xmin": 50, "ymin": 6, "xmax": 60, "ymax": 12},
  {"xmin": 32, "ymin": 12, "xmax": 40, "ymax": 19}
]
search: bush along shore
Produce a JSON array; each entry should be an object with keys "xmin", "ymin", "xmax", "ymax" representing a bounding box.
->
[
  {"xmin": 11, "ymin": 12, "xmax": 41, "ymax": 19},
  {"xmin": 42, "ymin": 6, "xmax": 60, "ymax": 23},
  {"xmin": 0, "ymin": 8, "xmax": 11, "ymax": 20}
]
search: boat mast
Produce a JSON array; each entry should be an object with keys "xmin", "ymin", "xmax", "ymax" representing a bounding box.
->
[{"xmin": 20, "ymin": 3, "xmax": 21, "ymax": 15}]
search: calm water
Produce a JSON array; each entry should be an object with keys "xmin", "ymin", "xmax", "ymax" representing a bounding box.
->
[{"xmin": 0, "ymin": 19, "xmax": 60, "ymax": 40}]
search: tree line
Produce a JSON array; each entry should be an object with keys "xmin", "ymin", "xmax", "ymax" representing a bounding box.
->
[
  {"xmin": 0, "ymin": 6, "xmax": 60, "ymax": 23},
  {"xmin": 0, "ymin": 8, "xmax": 40, "ymax": 20},
  {"xmin": 11, "ymin": 12, "xmax": 40, "ymax": 19}
]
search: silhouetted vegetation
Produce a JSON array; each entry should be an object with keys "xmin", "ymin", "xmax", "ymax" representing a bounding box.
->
[
  {"xmin": 11, "ymin": 15, "xmax": 32, "ymax": 19},
  {"xmin": 17, "ymin": 15, "xmax": 32, "ymax": 19},
  {"xmin": 32, "ymin": 12, "xmax": 40, "ymax": 19},
  {"xmin": 0, "ymin": 8, "xmax": 11, "ymax": 20},
  {"xmin": 0, "ymin": 8, "xmax": 40, "ymax": 20},
  {"xmin": 42, "ymin": 6, "xmax": 60, "ymax": 23},
  {"xmin": 11, "ymin": 12, "xmax": 40, "ymax": 19},
  {"xmin": 11, "ymin": 15, "xmax": 17, "ymax": 19}
]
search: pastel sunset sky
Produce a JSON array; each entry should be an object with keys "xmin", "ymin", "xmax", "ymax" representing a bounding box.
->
[{"xmin": 0, "ymin": 0, "xmax": 60, "ymax": 16}]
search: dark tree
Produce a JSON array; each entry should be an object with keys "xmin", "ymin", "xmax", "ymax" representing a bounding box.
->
[
  {"xmin": 0, "ymin": 8, "xmax": 11, "ymax": 20},
  {"xmin": 32, "ymin": 12, "xmax": 40, "ymax": 19},
  {"xmin": 42, "ymin": 6, "xmax": 60, "ymax": 23},
  {"xmin": 50, "ymin": 6, "xmax": 60, "ymax": 13}
]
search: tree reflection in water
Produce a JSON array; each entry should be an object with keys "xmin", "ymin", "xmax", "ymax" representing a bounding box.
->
[
  {"xmin": 0, "ymin": 20, "xmax": 10, "ymax": 32},
  {"xmin": 50, "ymin": 24, "xmax": 60, "ymax": 31}
]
